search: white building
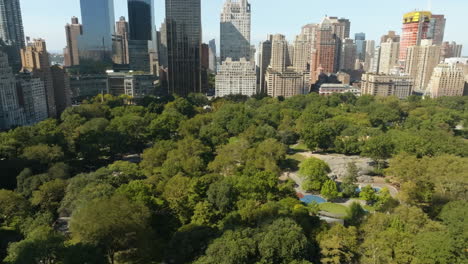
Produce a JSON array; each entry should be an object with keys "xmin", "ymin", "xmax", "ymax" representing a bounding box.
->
[
  {"xmin": 215, "ymin": 58, "xmax": 256, "ymax": 97},
  {"xmin": 405, "ymin": 39, "xmax": 441, "ymax": 92},
  {"xmin": 426, "ymin": 64, "xmax": 465, "ymax": 98},
  {"xmin": 319, "ymin": 84, "xmax": 361, "ymax": 96},
  {"xmin": 361, "ymin": 73, "xmax": 414, "ymax": 99},
  {"xmin": 378, "ymin": 39, "xmax": 400, "ymax": 74},
  {"xmin": 0, "ymin": 51, "xmax": 25, "ymax": 129},
  {"xmin": 220, "ymin": 0, "xmax": 251, "ymax": 61}
]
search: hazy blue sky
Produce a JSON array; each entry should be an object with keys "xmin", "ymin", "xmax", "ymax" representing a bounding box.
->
[{"xmin": 22, "ymin": 0, "xmax": 467, "ymax": 55}]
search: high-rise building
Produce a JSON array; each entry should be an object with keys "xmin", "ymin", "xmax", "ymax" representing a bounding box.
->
[
  {"xmin": 364, "ymin": 40, "xmax": 375, "ymax": 72},
  {"xmin": 400, "ymin": 11, "xmax": 444, "ymax": 62},
  {"xmin": 78, "ymin": 0, "xmax": 115, "ymax": 62},
  {"xmin": 293, "ymin": 34, "xmax": 311, "ymax": 72},
  {"xmin": 381, "ymin": 31, "xmax": 400, "ymax": 43},
  {"xmin": 20, "ymin": 39, "xmax": 56, "ymax": 117},
  {"xmin": 201, "ymin": 43, "xmax": 210, "ymax": 93},
  {"xmin": 355, "ymin": 33, "xmax": 366, "ymax": 61},
  {"xmin": 220, "ymin": 0, "xmax": 251, "ymax": 61},
  {"xmin": 426, "ymin": 64, "xmax": 465, "ymax": 98},
  {"xmin": 64, "ymin": 17, "xmax": 83, "ymax": 67},
  {"xmin": 266, "ymin": 34, "xmax": 309, "ymax": 97},
  {"xmin": 440, "ymin": 41, "xmax": 463, "ymax": 60},
  {"xmin": 128, "ymin": 40, "xmax": 150, "ymax": 72},
  {"xmin": 301, "ymin": 24, "xmax": 319, "ymax": 44},
  {"xmin": 158, "ymin": 21, "xmax": 168, "ymax": 68},
  {"xmin": 16, "ymin": 73, "xmax": 48, "ymax": 124},
  {"xmin": 340, "ymin": 38, "xmax": 357, "ymax": 71},
  {"xmin": 310, "ymin": 17, "xmax": 339, "ymax": 84},
  {"xmin": 327, "ymin": 17, "xmax": 350, "ymax": 40},
  {"xmin": 428, "ymin": 14, "xmax": 446, "ymax": 45},
  {"xmin": 405, "ymin": 40, "xmax": 441, "ymax": 92},
  {"xmin": 286, "ymin": 44, "xmax": 294, "ymax": 67},
  {"xmin": 50, "ymin": 65, "xmax": 72, "ymax": 116},
  {"xmin": 215, "ymin": 58, "xmax": 256, "ymax": 97},
  {"xmin": 0, "ymin": 0, "xmax": 25, "ymax": 71},
  {"xmin": 258, "ymin": 36, "xmax": 272, "ymax": 94},
  {"xmin": 361, "ymin": 73, "xmax": 413, "ymax": 99},
  {"xmin": 208, "ymin": 39, "xmax": 217, "ymax": 72},
  {"xmin": 128, "ymin": 0, "xmax": 154, "ymax": 41},
  {"xmin": 165, "ymin": 0, "xmax": 202, "ymax": 96},
  {"xmin": 113, "ymin": 17, "xmax": 129, "ymax": 65},
  {"xmin": 369, "ymin": 46, "xmax": 381, "ymax": 73},
  {"xmin": 378, "ymin": 39, "xmax": 400, "ymax": 74},
  {"xmin": 0, "ymin": 51, "xmax": 25, "ymax": 129}
]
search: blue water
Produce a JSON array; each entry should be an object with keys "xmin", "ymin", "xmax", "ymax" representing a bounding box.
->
[
  {"xmin": 300, "ymin": 195, "xmax": 327, "ymax": 204},
  {"xmin": 356, "ymin": 187, "xmax": 381, "ymax": 193}
]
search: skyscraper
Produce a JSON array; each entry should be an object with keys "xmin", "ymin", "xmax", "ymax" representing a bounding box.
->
[
  {"xmin": 0, "ymin": 0, "xmax": 25, "ymax": 71},
  {"xmin": 400, "ymin": 11, "xmax": 445, "ymax": 63},
  {"xmin": 21, "ymin": 39, "xmax": 56, "ymax": 117},
  {"xmin": 427, "ymin": 64, "xmax": 465, "ymax": 98},
  {"xmin": 364, "ymin": 40, "xmax": 375, "ymax": 72},
  {"xmin": 220, "ymin": 0, "xmax": 251, "ymax": 61},
  {"xmin": 215, "ymin": 58, "xmax": 256, "ymax": 97},
  {"xmin": 0, "ymin": 51, "xmax": 25, "ymax": 129},
  {"xmin": 113, "ymin": 17, "xmax": 129, "ymax": 65},
  {"xmin": 165, "ymin": 0, "xmax": 202, "ymax": 96},
  {"xmin": 310, "ymin": 17, "xmax": 339, "ymax": 84},
  {"xmin": 51, "ymin": 65, "xmax": 72, "ymax": 116},
  {"xmin": 293, "ymin": 34, "xmax": 311, "ymax": 72},
  {"xmin": 355, "ymin": 33, "xmax": 366, "ymax": 61},
  {"xmin": 405, "ymin": 40, "xmax": 441, "ymax": 92},
  {"xmin": 78, "ymin": 0, "xmax": 115, "ymax": 62},
  {"xmin": 340, "ymin": 38, "xmax": 357, "ymax": 71},
  {"xmin": 128, "ymin": 0, "xmax": 154, "ymax": 41},
  {"xmin": 361, "ymin": 73, "xmax": 413, "ymax": 99},
  {"xmin": 378, "ymin": 39, "xmax": 400, "ymax": 74},
  {"xmin": 381, "ymin": 31, "xmax": 400, "ymax": 43},
  {"xmin": 440, "ymin": 41, "xmax": 463, "ymax": 60},
  {"xmin": 64, "ymin": 17, "xmax": 83, "ymax": 67},
  {"xmin": 208, "ymin": 39, "xmax": 217, "ymax": 72},
  {"xmin": 258, "ymin": 36, "xmax": 272, "ymax": 94}
]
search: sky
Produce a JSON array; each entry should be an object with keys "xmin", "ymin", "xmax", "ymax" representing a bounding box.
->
[{"xmin": 21, "ymin": 0, "xmax": 468, "ymax": 56}]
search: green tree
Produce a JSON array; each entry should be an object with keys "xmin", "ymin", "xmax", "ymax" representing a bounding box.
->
[
  {"xmin": 345, "ymin": 202, "xmax": 366, "ymax": 226},
  {"xmin": 21, "ymin": 144, "xmax": 64, "ymax": 166},
  {"xmin": 207, "ymin": 180, "xmax": 237, "ymax": 212},
  {"xmin": 0, "ymin": 190, "xmax": 30, "ymax": 228},
  {"xmin": 361, "ymin": 135, "xmax": 395, "ymax": 168},
  {"xmin": 317, "ymin": 225, "xmax": 359, "ymax": 264},
  {"xmin": 320, "ymin": 180, "xmax": 340, "ymax": 200},
  {"xmin": 299, "ymin": 158, "xmax": 330, "ymax": 191},
  {"xmin": 359, "ymin": 185, "xmax": 377, "ymax": 204},
  {"xmin": 69, "ymin": 195, "xmax": 152, "ymax": 264},
  {"xmin": 30, "ymin": 179, "xmax": 67, "ymax": 214}
]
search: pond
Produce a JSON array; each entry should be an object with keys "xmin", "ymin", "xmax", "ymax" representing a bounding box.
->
[{"xmin": 300, "ymin": 195, "xmax": 327, "ymax": 204}]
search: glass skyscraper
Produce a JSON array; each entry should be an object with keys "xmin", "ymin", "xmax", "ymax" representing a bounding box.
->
[
  {"xmin": 128, "ymin": 0, "xmax": 154, "ymax": 41},
  {"xmin": 165, "ymin": 0, "xmax": 202, "ymax": 96},
  {"xmin": 0, "ymin": 0, "xmax": 25, "ymax": 71},
  {"xmin": 78, "ymin": 0, "xmax": 115, "ymax": 62},
  {"xmin": 355, "ymin": 32, "xmax": 366, "ymax": 61}
]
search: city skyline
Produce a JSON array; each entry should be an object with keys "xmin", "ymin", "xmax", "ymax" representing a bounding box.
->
[{"xmin": 20, "ymin": 0, "xmax": 468, "ymax": 55}]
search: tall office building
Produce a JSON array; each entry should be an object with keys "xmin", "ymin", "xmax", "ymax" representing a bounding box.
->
[
  {"xmin": 355, "ymin": 33, "xmax": 366, "ymax": 61},
  {"xmin": 78, "ymin": 0, "xmax": 115, "ymax": 62},
  {"xmin": 0, "ymin": 0, "xmax": 25, "ymax": 71},
  {"xmin": 428, "ymin": 14, "xmax": 446, "ymax": 45},
  {"xmin": 361, "ymin": 73, "xmax": 413, "ymax": 99},
  {"xmin": 378, "ymin": 39, "xmax": 400, "ymax": 74},
  {"xmin": 369, "ymin": 46, "xmax": 381, "ymax": 73},
  {"xmin": 310, "ymin": 17, "xmax": 339, "ymax": 84},
  {"xmin": 364, "ymin": 40, "xmax": 375, "ymax": 72},
  {"xmin": 113, "ymin": 17, "xmax": 129, "ymax": 65},
  {"xmin": 293, "ymin": 34, "xmax": 311, "ymax": 72},
  {"xmin": 128, "ymin": 0, "xmax": 154, "ymax": 41},
  {"xmin": 208, "ymin": 39, "xmax": 217, "ymax": 72},
  {"xmin": 220, "ymin": 0, "xmax": 251, "ymax": 61},
  {"xmin": 381, "ymin": 31, "xmax": 400, "ymax": 43},
  {"xmin": 51, "ymin": 65, "xmax": 72, "ymax": 116},
  {"xmin": 440, "ymin": 41, "xmax": 463, "ymax": 60},
  {"xmin": 400, "ymin": 11, "xmax": 445, "ymax": 62},
  {"xmin": 405, "ymin": 40, "xmax": 441, "ymax": 92},
  {"xmin": 20, "ymin": 39, "xmax": 56, "ymax": 117},
  {"xmin": 165, "ymin": 0, "xmax": 202, "ymax": 96},
  {"xmin": 16, "ymin": 73, "xmax": 48, "ymax": 124},
  {"xmin": 215, "ymin": 58, "xmax": 256, "ymax": 97},
  {"xmin": 158, "ymin": 21, "xmax": 168, "ymax": 68},
  {"xmin": 0, "ymin": 51, "xmax": 25, "ymax": 129},
  {"xmin": 426, "ymin": 64, "xmax": 465, "ymax": 98},
  {"xmin": 340, "ymin": 38, "xmax": 356, "ymax": 71},
  {"xmin": 258, "ymin": 36, "xmax": 272, "ymax": 94},
  {"xmin": 64, "ymin": 17, "xmax": 83, "ymax": 67},
  {"xmin": 266, "ymin": 34, "xmax": 309, "ymax": 98},
  {"xmin": 327, "ymin": 17, "xmax": 350, "ymax": 40}
]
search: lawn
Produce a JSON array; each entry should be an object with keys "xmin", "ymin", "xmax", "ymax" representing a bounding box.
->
[
  {"xmin": 319, "ymin": 203, "xmax": 349, "ymax": 216},
  {"xmin": 286, "ymin": 153, "xmax": 306, "ymax": 162},
  {"xmin": 290, "ymin": 142, "xmax": 308, "ymax": 152}
]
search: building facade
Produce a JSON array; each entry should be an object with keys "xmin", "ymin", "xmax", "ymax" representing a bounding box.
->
[
  {"xmin": 440, "ymin": 41, "xmax": 463, "ymax": 60},
  {"xmin": 361, "ymin": 73, "xmax": 413, "ymax": 99},
  {"xmin": 20, "ymin": 39, "xmax": 56, "ymax": 117},
  {"xmin": 310, "ymin": 17, "xmax": 339, "ymax": 84},
  {"xmin": 208, "ymin": 39, "xmax": 217, "ymax": 72},
  {"xmin": 69, "ymin": 74, "xmax": 109, "ymax": 102},
  {"xmin": 426, "ymin": 64, "xmax": 465, "ymax": 98},
  {"xmin": 258, "ymin": 36, "xmax": 272, "ymax": 94},
  {"xmin": 319, "ymin": 83, "xmax": 360, "ymax": 96},
  {"xmin": 64, "ymin": 17, "xmax": 83, "ymax": 67},
  {"xmin": 355, "ymin": 33, "xmax": 366, "ymax": 61},
  {"xmin": 165, "ymin": 0, "xmax": 202, "ymax": 96},
  {"xmin": 0, "ymin": 51, "xmax": 24, "ymax": 129},
  {"xmin": 113, "ymin": 16, "xmax": 129, "ymax": 65},
  {"xmin": 405, "ymin": 40, "xmax": 441, "ymax": 92},
  {"xmin": 378, "ymin": 39, "xmax": 400, "ymax": 74},
  {"xmin": 0, "ymin": 0, "xmax": 25, "ymax": 71},
  {"xmin": 78, "ymin": 0, "xmax": 115, "ymax": 62},
  {"xmin": 51, "ymin": 65, "xmax": 72, "ymax": 116},
  {"xmin": 128, "ymin": 0, "xmax": 154, "ymax": 41},
  {"xmin": 364, "ymin": 40, "xmax": 375, "ymax": 72},
  {"xmin": 340, "ymin": 38, "xmax": 357, "ymax": 71},
  {"xmin": 16, "ymin": 73, "xmax": 48, "ymax": 125},
  {"xmin": 220, "ymin": 0, "xmax": 251, "ymax": 61},
  {"xmin": 215, "ymin": 58, "xmax": 256, "ymax": 97}
]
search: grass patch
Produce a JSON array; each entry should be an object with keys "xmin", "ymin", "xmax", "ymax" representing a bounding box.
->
[
  {"xmin": 287, "ymin": 153, "xmax": 306, "ymax": 162},
  {"xmin": 363, "ymin": 205, "xmax": 376, "ymax": 212},
  {"xmin": 290, "ymin": 142, "xmax": 308, "ymax": 152},
  {"xmin": 319, "ymin": 203, "xmax": 349, "ymax": 215}
]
